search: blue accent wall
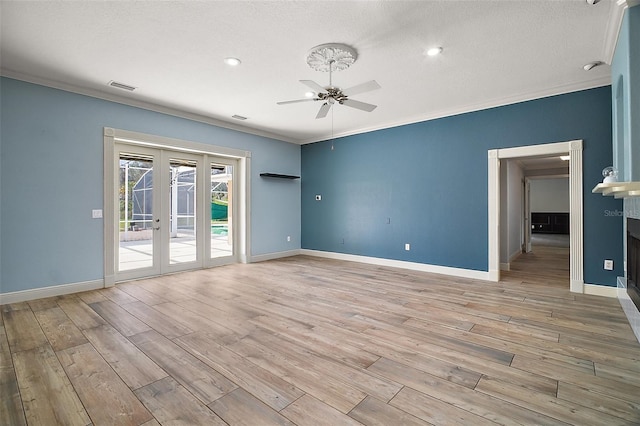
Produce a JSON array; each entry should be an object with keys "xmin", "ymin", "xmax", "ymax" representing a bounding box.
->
[
  {"xmin": 0, "ymin": 77, "xmax": 624, "ymax": 293},
  {"xmin": 302, "ymin": 86, "xmax": 623, "ymax": 286},
  {"xmin": 0, "ymin": 77, "xmax": 300, "ymax": 293},
  {"xmin": 612, "ymin": 5, "xmax": 640, "ymax": 181}
]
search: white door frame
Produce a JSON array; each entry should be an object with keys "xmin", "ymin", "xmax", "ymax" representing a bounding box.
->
[
  {"xmin": 488, "ymin": 140, "xmax": 583, "ymax": 293},
  {"xmin": 103, "ymin": 127, "xmax": 252, "ymax": 287}
]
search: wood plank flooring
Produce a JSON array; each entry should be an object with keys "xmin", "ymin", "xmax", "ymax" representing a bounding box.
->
[{"xmin": 2, "ymin": 250, "xmax": 639, "ymax": 425}]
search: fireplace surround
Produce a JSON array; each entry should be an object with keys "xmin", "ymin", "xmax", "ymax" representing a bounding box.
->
[{"xmin": 627, "ymin": 218, "xmax": 640, "ymax": 311}]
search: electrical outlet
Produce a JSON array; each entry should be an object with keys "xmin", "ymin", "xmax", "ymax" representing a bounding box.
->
[
  {"xmin": 92, "ymin": 209, "xmax": 103, "ymax": 219},
  {"xmin": 604, "ymin": 259, "xmax": 613, "ymax": 270},
  {"xmin": 405, "ymin": 243, "xmax": 410, "ymax": 251},
  {"xmin": 287, "ymin": 236, "xmax": 291, "ymax": 242}
]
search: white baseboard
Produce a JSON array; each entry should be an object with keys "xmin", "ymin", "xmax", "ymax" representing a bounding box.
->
[
  {"xmin": 0, "ymin": 279, "xmax": 104, "ymax": 305},
  {"xmin": 500, "ymin": 251, "xmax": 522, "ymax": 271},
  {"xmin": 583, "ymin": 283, "xmax": 618, "ymax": 298},
  {"xmin": 300, "ymin": 249, "xmax": 491, "ymax": 281},
  {"xmin": 570, "ymin": 279, "xmax": 584, "ymax": 294},
  {"xmin": 251, "ymin": 249, "xmax": 302, "ymax": 263}
]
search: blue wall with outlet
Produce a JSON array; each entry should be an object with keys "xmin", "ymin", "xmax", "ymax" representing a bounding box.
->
[
  {"xmin": 0, "ymin": 77, "xmax": 300, "ymax": 294},
  {"xmin": 302, "ymin": 86, "xmax": 623, "ymax": 286}
]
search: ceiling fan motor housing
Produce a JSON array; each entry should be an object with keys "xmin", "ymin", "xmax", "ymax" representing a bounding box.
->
[{"xmin": 318, "ymin": 88, "xmax": 347, "ymax": 104}]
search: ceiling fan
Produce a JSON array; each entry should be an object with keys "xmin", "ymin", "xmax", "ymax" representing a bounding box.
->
[{"xmin": 277, "ymin": 43, "xmax": 381, "ymax": 119}]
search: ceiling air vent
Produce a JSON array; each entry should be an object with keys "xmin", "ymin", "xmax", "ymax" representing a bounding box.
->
[
  {"xmin": 108, "ymin": 80, "xmax": 137, "ymax": 91},
  {"xmin": 232, "ymin": 114, "xmax": 248, "ymax": 120}
]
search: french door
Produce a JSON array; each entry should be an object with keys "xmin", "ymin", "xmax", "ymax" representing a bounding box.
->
[{"xmin": 115, "ymin": 143, "xmax": 236, "ymax": 282}]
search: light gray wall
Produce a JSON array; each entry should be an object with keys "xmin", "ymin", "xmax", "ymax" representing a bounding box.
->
[
  {"xmin": 507, "ymin": 162, "xmax": 524, "ymax": 261},
  {"xmin": 500, "ymin": 160, "xmax": 524, "ymax": 264},
  {"xmin": 530, "ymin": 178, "xmax": 569, "ymax": 213}
]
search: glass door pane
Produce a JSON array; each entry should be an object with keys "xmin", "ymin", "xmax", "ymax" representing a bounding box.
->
[
  {"xmin": 169, "ymin": 158, "xmax": 197, "ymax": 265},
  {"xmin": 118, "ymin": 154, "xmax": 155, "ymax": 272},
  {"xmin": 211, "ymin": 163, "xmax": 233, "ymax": 258}
]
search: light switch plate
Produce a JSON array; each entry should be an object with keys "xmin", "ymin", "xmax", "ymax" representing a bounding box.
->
[{"xmin": 92, "ymin": 209, "xmax": 103, "ymax": 219}]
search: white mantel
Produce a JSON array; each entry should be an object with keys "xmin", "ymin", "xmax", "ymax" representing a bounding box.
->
[{"xmin": 592, "ymin": 182, "xmax": 640, "ymax": 198}]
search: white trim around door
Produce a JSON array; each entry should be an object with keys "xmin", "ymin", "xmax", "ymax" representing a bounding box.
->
[
  {"xmin": 488, "ymin": 140, "xmax": 584, "ymax": 293},
  {"xmin": 103, "ymin": 127, "xmax": 251, "ymax": 287}
]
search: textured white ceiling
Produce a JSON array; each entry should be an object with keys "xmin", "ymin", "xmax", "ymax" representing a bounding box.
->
[{"xmin": 0, "ymin": 1, "xmax": 619, "ymax": 144}]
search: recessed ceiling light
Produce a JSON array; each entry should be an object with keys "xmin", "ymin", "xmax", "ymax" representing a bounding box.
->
[
  {"xmin": 304, "ymin": 91, "xmax": 315, "ymax": 98},
  {"xmin": 426, "ymin": 47, "xmax": 443, "ymax": 57},
  {"xmin": 583, "ymin": 61, "xmax": 603, "ymax": 71},
  {"xmin": 224, "ymin": 57, "xmax": 241, "ymax": 66}
]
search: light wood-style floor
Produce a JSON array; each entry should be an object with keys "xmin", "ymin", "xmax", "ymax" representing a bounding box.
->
[{"xmin": 2, "ymin": 250, "xmax": 640, "ymax": 425}]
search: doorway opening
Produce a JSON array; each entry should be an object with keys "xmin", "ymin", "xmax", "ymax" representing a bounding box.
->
[
  {"xmin": 502, "ymin": 169, "xmax": 570, "ymax": 287},
  {"xmin": 488, "ymin": 140, "xmax": 584, "ymax": 293}
]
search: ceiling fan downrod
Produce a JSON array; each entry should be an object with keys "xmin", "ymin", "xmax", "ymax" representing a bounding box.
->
[{"xmin": 328, "ymin": 59, "xmax": 335, "ymax": 88}]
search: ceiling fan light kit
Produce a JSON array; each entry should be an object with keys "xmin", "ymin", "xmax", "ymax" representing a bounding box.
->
[{"xmin": 277, "ymin": 42, "xmax": 381, "ymax": 119}]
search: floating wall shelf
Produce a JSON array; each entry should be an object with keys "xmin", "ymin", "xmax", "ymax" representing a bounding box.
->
[
  {"xmin": 592, "ymin": 182, "xmax": 640, "ymax": 198},
  {"xmin": 259, "ymin": 173, "xmax": 300, "ymax": 179}
]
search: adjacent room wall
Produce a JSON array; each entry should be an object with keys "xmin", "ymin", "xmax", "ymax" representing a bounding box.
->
[
  {"xmin": 0, "ymin": 77, "xmax": 301, "ymax": 294},
  {"xmin": 530, "ymin": 178, "xmax": 570, "ymax": 213},
  {"xmin": 301, "ymin": 86, "xmax": 623, "ymax": 286},
  {"xmin": 500, "ymin": 160, "xmax": 524, "ymax": 267},
  {"xmin": 507, "ymin": 162, "xmax": 524, "ymax": 264}
]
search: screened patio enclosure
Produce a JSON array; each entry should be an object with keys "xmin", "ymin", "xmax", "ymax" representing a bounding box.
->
[
  {"xmin": 118, "ymin": 155, "xmax": 232, "ymax": 272},
  {"xmin": 120, "ymin": 161, "xmax": 230, "ymax": 237}
]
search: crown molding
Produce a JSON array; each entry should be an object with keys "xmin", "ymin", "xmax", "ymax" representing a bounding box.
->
[
  {"xmin": 1, "ymin": 69, "xmax": 611, "ymax": 147},
  {"xmin": 299, "ymin": 76, "xmax": 611, "ymax": 145},
  {"xmin": 0, "ymin": 69, "xmax": 297, "ymax": 144},
  {"xmin": 620, "ymin": 0, "xmax": 640, "ymax": 7},
  {"xmin": 602, "ymin": 0, "xmax": 634, "ymax": 65}
]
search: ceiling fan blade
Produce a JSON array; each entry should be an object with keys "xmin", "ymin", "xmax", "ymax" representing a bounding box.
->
[
  {"xmin": 342, "ymin": 80, "xmax": 381, "ymax": 97},
  {"xmin": 342, "ymin": 98, "xmax": 377, "ymax": 112},
  {"xmin": 316, "ymin": 102, "xmax": 332, "ymax": 119},
  {"xmin": 277, "ymin": 98, "xmax": 317, "ymax": 105},
  {"xmin": 300, "ymin": 80, "xmax": 326, "ymax": 93}
]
